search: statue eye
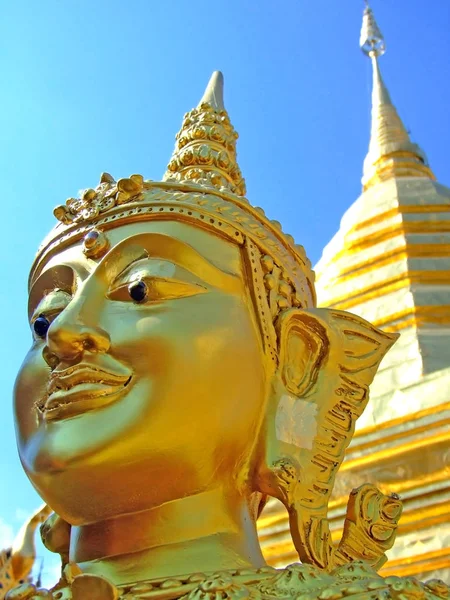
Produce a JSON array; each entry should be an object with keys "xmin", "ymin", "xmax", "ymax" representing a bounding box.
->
[
  {"xmin": 33, "ymin": 314, "xmax": 50, "ymax": 338},
  {"xmin": 128, "ymin": 280, "xmax": 148, "ymax": 303},
  {"xmin": 109, "ymin": 272, "xmax": 206, "ymax": 304}
]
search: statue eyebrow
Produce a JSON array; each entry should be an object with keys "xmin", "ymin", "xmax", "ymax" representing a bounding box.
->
[
  {"xmin": 97, "ymin": 233, "xmax": 241, "ymax": 292},
  {"xmin": 28, "ymin": 265, "xmax": 76, "ymax": 320}
]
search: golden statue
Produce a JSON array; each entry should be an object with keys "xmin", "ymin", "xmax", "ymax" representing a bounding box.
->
[
  {"xmin": 7, "ymin": 70, "xmax": 449, "ymax": 600},
  {"xmin": 0, "ymin": 505, "xmax": 51, "ymax": 598}
]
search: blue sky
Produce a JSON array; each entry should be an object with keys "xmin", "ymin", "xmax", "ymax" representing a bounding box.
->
[{"xmin": 0, "ymin": 0, "xmax": 449, "ymax": 586}]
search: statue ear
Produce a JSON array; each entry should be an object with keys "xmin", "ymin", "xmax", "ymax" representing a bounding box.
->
[
  {"xmin": 276, "ymin": 307, "xmax": 398, "ymax": 401},
  {"xmin": 276, "ymin": 309, "xmax": 329, "ymax": 398},
  {"xmin": 257, "ymin": 307, "xmax": 399, "ymax": 571},
  {"xmin": 270, "ymin": 307, "xmax": 398, "ymax": 489}
]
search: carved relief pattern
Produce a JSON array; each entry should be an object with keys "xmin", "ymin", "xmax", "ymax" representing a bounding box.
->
[
  {"xmin": 52, "ymin": 173, "xmax": 145, "ymax": 226},
  {"xmin": 5, "ymin": 564, "xmax": 448, "ymax": 600},
  {"xmin": 274, "ymin": 310, "xmax": 402, "ymax": 571},
  {"xmin": 164, "ymin": 102, "xmax": 246, "ymax": 197},
  {"xmin": 335, "ymin": 485, "xmax": 403, "ymax": 569},
  {"xmin": 33, "ymin": 175, "xmax": 315, "ymax": 318}
]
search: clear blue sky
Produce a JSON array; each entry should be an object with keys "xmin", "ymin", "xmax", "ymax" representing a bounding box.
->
[{"xmin": 0, "ymin": 0, "xmax": 449, "ymax": 585}]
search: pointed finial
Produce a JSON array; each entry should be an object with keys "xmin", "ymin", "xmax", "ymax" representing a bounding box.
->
[
  {"xmin": 163, "ymin": 71, "xmax": 246, "ymax": 196},
  {"xmin": 360, "ymin": 3, "xmax": 434, "ymax": 190},
  {"xmin": 198, "ymin": 71, "xmax": 225, "ymax": 111},
  {"xmin": 360, "ymin": 2, "xmax": 385, "ymax": 57}
]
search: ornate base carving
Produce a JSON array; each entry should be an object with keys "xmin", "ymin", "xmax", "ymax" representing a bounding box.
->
[{"xmin": 5, "ymin": 563, "xmax": 449, "ymax": 600}]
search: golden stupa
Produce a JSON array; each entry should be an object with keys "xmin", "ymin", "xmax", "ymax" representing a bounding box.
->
[
  {"xmin": 257, "ymin": 3, "xmax": 450, "ymax": 585},
  {"xmin": 3, "ymin": 4, "xmax": 449, "ymax": 600}
]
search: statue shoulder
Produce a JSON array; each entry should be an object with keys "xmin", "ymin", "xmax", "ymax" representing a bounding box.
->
[{"xmin": 4, "ymin": 563, "xmax": 449, "ymax": 600}]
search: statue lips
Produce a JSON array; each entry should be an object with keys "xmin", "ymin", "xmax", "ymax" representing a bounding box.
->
[{"xmin": 43, "ymin": 362, "xmax": 132, "ymax": 421}]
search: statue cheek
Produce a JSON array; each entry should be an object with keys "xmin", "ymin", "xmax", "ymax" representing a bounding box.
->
[{"xmin": 14, "ymin": 349, "xmax": 47, "ymax": 441}]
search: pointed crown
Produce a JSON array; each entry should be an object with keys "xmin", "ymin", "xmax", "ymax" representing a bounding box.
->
[
  {"xmin": 31, "ymin": 72, "xmax": 316, "ymax": 320},
  {"xmin": 163, "ymin": 71, "xmax": 246, "ymax": 197}
]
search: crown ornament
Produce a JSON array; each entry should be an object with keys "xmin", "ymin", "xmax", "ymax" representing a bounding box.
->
[
  {"xmin": 34, "ymin": 72, "xmax": 316, "ymax": 349},
  {"xmin": 163, "ymin": 71, "xmax": 246, "ymax": 197},
  {"xmin": 53, "ymin": 172, "xmax": 145, "ymax": 225}
]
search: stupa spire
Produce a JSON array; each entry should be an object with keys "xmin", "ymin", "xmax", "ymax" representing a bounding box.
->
[
  {"xmin": 163, "ymin": 71, "xmax": 246, "ymax": 196},
  {"xmin": 360, "ymin": 3, "xmax": 434, "ymax": 190}
]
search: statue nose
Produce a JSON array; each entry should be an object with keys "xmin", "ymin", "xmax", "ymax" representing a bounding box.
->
[{"xmin": 45, "ymin": 315, "xmax": 111, "ymax": 363}]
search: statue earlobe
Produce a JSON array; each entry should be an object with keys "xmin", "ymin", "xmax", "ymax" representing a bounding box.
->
[
  {"xmin": 254, "ymin": 310, "xmax": 330, "ymax": 507},
  {"xmin": 257, "ymin": 307, "xmax": 401, "ymax": 571}
]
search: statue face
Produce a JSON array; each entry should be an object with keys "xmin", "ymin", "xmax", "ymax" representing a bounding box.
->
[{"xmin": 15, "ymin": 221, "xmax": 267, "ymax": 524}]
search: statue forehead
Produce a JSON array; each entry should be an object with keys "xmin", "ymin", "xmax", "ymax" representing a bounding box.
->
[{"xmin": 33, "ymin": 220, "xmax": 243, "ymax": 286}]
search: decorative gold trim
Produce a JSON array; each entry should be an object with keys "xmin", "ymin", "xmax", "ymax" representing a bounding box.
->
[
  {"xmin": 395, "ymin": 500, "xmax": 450, "ymax": 530},
  {"xmin": 340, "ymin": 430, "xmax": 450, "ymax": 472},
  {"xmin": 379, "ymin": 548, "xmax": 450, "ymax": 578},
  {"xmin": 320, "ymin": 244, "xmax": 450, "ymax": 288},
  {"xmin": 363, "ymin": 157, "xmax": 435, "ymax": 191},
  {"xmin": 385, "ymin": 316, "xmax": 450, "ymax": 332},
  {"xmin": 258, "ymin": 467, "xmax": 450, "ymax": 537},
  {"xmin": 373, "ymin": 305, "xmax": 450, "ymax": 331},
  {"xmin": 346, "ymin": 417, "xmax": 450, "ymax": 456},
  {"xmin": 349, "ymin": 205, "xmax": 450, "ymax": 236},
  {"xmin": 354, "ymin": 400, "xmax": 450, "ymax": 440},
  {"xmin": 163, "ymin": 90, "xmax": 246, "ymax": 197},
  {"xmin": 115, "ymin": 567, "xmax": 277, "ymax": 600},
  {"xmin": 266, "ymin": 310, "xmax": 399, "ymax": 571},
  {"xmin": 261, "ymin": 501, "xmax": 450, "ymax": 566},
  {"xmin": 261, "ymin": 499, "xmax": 450, "ymax": 552},
  {"xmin": 263, "ymin": 541, "xmax": 450, "ymax": 578},
  {"xmin": 323, "ymin": 271, "xmax": 450, "ymax": 311},
  {"xmin": 324, "ymin": 221, "xmax": 450, "ymax": 265},
  {"xmin": 32, "ymin": 179, "xmax": 316, "ymax": 313}
]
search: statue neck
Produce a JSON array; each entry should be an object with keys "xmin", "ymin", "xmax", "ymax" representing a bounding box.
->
[{"xmin": 70, "ymin": 487, "xmax": 265, "ymax": 586}]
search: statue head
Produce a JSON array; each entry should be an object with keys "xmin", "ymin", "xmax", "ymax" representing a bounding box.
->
[{"xmin": 13, "ymin": 72, "xmax": 399, "ymax": 572}]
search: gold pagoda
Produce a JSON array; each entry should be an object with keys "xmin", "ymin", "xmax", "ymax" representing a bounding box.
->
[{"xmin": 258, "ymin": 2, "xmax": 450, "ymax": 583}]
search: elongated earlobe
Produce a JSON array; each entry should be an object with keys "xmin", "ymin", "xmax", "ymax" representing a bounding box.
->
[{"xmin": 255, "ymin": 307, "xmax": 401, "ymax": 571}]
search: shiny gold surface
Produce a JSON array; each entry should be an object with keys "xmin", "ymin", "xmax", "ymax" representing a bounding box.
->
[
  {"xmin": 262, "ymin": 544, "xmax": 450, "ymax": 581},
  {"xmin": 372, "ymin": 305, "xmax": 450, "ymax": 331},
  {"xmin": 380, "ymin": 549, "xmax": 450, "ymax": 579},
  {"xmin": 355, "ymin": 401, "xmax": 450, "ymax": 439},
  {"xmin": 163, "ymin": 71, "xmax": 246, "ymax": 197},
  {"xmin": 258, "ymin": 470, "xmax": 450, "ymax": 537},
  {"xmin": 6, "ymin": 71, "xmax": 449, "ymax": 599},
  {"xmin": 326, "ymin": 244, "xmax": 450, "ymax": 286},
  {"xmin": 329, "ymin": 220, "xmax": 450, "ymax": 260},
  {"xmin": 340, "ymin": 430, "xmax": 450, "ymax": 473},
  {"xmin": 322, "ymin": 271, "xmax": 450, "ymax": 311},
  {"xmin": 360, "ymin": 5, "xmax": 435, "ymax": 190},
  {"xmin": 306, "ymin": 3, "xmax": 450, "ymax": 588},
  {"xmin": 348, "ymin": 204, "xmax": 450, "ymax": 235}
]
